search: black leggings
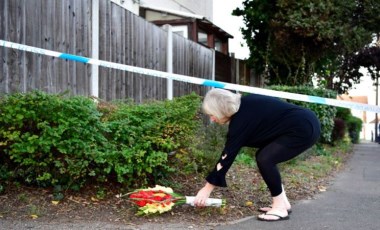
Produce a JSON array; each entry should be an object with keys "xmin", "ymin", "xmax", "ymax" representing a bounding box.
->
[{"xmin": 255, "ymin": 141, "xmax": 316, "ymax": 197}]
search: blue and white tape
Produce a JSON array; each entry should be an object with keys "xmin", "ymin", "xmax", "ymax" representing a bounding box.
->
[{"xmin": 1, "ymin": 39, "xmax": 379, "ymax": 113}]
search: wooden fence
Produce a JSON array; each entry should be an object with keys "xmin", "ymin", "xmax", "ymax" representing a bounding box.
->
[{"xmin": 0, "ymin": 0, "xmax": 214, "ymax": 102}]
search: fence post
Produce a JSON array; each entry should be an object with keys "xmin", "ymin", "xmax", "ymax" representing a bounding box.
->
[
  {"xmin": 212, "ymin": 49, "xmax": 216, "ymax": 82},
  {"xmin": 236, "ymin": 58, "xmax": 240, "ymax": 85},
  {"xmin": 164, "ymin": 24, "xmax": 173, "ymax": 100},
  {"xmin": 91, "ymin": 0, "xmax": 99, "ymax": 98}
]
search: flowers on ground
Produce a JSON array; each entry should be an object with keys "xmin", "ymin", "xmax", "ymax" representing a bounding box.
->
[{"xmin": 117, "ymin": 185, "xmax": 226, "ymax": 216}]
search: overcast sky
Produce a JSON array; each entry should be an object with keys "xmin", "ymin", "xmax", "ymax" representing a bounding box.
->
[{"xmin": 213, "ymin": 0, "xmax": 249, "ymax": 59}]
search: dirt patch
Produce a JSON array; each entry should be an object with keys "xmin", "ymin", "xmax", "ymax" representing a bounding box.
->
[{"xmin": 0, "ymin": 150, "xmax": 352, "ymax": 229}]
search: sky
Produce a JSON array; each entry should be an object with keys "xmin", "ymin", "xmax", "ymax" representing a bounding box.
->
[{"xmin": 212, "ymin": 0, "xmax": 249, "ymax": 60}]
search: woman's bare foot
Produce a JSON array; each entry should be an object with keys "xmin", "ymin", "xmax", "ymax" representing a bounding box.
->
[
  {"xmin": 257, "ymin": 207, "xmax": 290, "ymax": 221},
  {"xmin": 258, "ymin": 206, "xmax": 292, "ymax": 213},
  {"xmin": 257, "ymin": 190, "xmax": 291, "ymax": 220}
]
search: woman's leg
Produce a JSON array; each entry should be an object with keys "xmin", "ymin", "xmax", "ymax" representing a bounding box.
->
[
  {"xmin": 259, "ymin": 184, "xmax": 291, "ymax": 213},
  {"xmin": 256, "ymin": 142, "xmax": 313, "ymax": 220},
  {"xmin": 256, "ymin": 142, "xmax": 306, "ymax": 196}
]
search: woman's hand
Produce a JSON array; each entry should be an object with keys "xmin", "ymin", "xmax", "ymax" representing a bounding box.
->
[{"xmin": 194, "ymin": 182, "xmax": 215, "ymax": 207}]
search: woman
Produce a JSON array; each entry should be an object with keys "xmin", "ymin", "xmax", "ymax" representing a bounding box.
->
[{"xmin": 193, "ymin": 88, "xmax": 321, "ymax": 221}]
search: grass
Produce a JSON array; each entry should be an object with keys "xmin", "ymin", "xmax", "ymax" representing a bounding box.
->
[
  {"xmin": 0, "ymin": 124, "xmax": 355, "ymax": 226},
  {"xmin": 229, "ymin": 139, "xmax": 353, "ymax": 201}
]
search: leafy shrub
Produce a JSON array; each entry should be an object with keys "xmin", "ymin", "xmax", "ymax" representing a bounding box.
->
[
  {"xmin": 346, "ymin": 116, "xmax": 363, "ymax": 143},
  {"xmin": 335, "ymin": 107, "xmax": 362, "ymax": 143},
  {"xmin": 267, "ymin": 85, "xmax": 337, "ymax": 143},
  {"xmin": 335, "ymin": 107, "xmax": 351, "ymax": 121},
  {"xmin": 0, "ymin": 91, "xmax": 108, "ymax": 188},
  {"xmin": 331, "ymin": 118, "xmax": 346, "ymax": 143},
  {"xmin": 0, "ymin": 91, "xmax": 203, "ymax": 189},
  {"xmin": 177, "ymin": 122, "xmax": 228, "ymax": 175},
  {"xmin": 99, "ymin": 93, "xmax": 202, "ymax": 187}
]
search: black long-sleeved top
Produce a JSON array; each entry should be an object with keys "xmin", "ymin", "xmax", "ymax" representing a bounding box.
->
[{"xmin": 206, "ymin": 94, "xmax": 320, "ymax": 187}]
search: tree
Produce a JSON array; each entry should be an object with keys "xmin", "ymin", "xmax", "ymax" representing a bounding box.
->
[
  {"xmin": 333, "ymin": 38, "xmax": 380, "ymax": 93},
  {"xmin": 233, "ymin": 0, "xmax": 380, "ymax": 91}
]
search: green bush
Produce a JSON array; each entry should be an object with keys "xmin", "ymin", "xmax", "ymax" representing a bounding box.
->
[
  {"xmin": 0, "ymin": 91, "xmax": 108, "ymax": 188},
  {"xmin": 346, "ymin": 116, "xmax": 363, "ymax": 144},
  {"xmin": 267, "ymin": 85, "xmax": 337, "ymax": 143},
  {"xmin": 101, "ymin": 93, "xmax": 202, "ymax": 186},
  {"xmin": 335, "ymin": 107, "xmax": 352, "ymax": 121},
  {"xmin": 335, "ymin": 107, "xmax": 363, "ymax": 144},
  {"xmin": 0, "ymin": 91, "xmax": 202, "ymax": 189},
  {"xmin": 178, "ymin": 122, "xmax": 228, "ymax": 175}
]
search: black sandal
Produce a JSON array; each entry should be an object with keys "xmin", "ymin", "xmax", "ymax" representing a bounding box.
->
[
  {"xmin": 257, "ymin": 213, "xmax": 290, "ymax": 221},
  {"xmin": 258, "ymin": 206, "xmax": 292, "ymax": 214}
]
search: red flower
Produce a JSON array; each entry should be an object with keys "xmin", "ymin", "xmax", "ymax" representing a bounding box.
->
[
  {"xmin": 129, "ymin": 189, "xmax": 174, "ymax": 207},
  {"xmin": 118, "ymin": 185, "xmax": 226, "ymax": 216}
]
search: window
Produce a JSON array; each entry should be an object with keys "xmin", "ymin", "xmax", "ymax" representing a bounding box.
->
[
  {"xmin": 198, "ymin": 29, "xmax": 208, "ymax": 46},
  {"xmin": 172, "ymin": 25, "xmax": 188, "ymax": 38},
  {"xmin": 214, "ymin": 38, "xmax": 222, "ymax": 51}
]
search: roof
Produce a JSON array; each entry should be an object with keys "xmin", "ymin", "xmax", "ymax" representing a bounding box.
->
[
  {"xmin": 337, "ymin": 95, "xmax": 368, "ymax": 104},
  {"xmin": 140, "ymin": 5, "xmax": 233, "ymax": 39},
  {"xmin": 140, "ymin": 4, "xmax": 206, "ymax": 20},
  {"xmin": 337, "ymin": 94, "xmax": 368, "ymax": 123}
]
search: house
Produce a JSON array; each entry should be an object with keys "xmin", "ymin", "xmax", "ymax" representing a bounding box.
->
[
  {"xmin": 139, "ymin": 5, "xmax": 233, "ymax": 55},
  {"xmin": 111, "ymin": 0, "xmax": 231, "ymax": 54},
  {"xmin": 111, "ymin": 0, "xmax": 261, "ymax": 87},
  {"xmin": 337, "ymin": 94, "xmax": 369, "ymax": 140}
]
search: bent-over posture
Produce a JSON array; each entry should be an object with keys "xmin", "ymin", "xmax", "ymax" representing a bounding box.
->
[{"xmin": 194, "ymin": 88, "xmax": 321, "ymax": 221}]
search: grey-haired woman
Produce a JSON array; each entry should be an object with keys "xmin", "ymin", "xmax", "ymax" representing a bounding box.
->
[{"xmin": 194, "ymin": 88, "xmax": 321, "ymax": 221}]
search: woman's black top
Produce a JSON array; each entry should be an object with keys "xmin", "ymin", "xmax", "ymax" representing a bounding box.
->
[{"xmin": 205, "ymin": 93, "xmax": 321, "ymax": 187}]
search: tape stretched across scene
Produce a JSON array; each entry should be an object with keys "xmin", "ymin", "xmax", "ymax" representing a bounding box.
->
[{"xmin": 1, "ymin": 39, "xmax": 379, "ymax": 113}]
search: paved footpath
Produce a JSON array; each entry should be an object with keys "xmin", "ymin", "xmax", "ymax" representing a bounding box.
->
[
  {"xmin": 1, "ymin": 142, "xmax": 379, "ymax": 230},
  {"xmin": 217, "ymin": 141, "xmax": 380, "ymax": 230}
]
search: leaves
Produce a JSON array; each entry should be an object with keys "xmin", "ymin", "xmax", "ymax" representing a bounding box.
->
[
  {"xmin": 51, "ymin": 201, "xmax": 59, "ymax": 205},
  {"xmin": 233, "ymin": 0, "xmax": 380, "ymax": 90},
  {"xmin": 245, "ymin": 201, "xmax": 253, "ymax": 207},
  {"xmin": 318, "ymin": 185, "xmax": 327, "ymax": 192},
  {"xmin": 0, "ymin": 91, "xmax": 202, "ymax": 190},
  {"xmin": 0, "ymin": 91, "xmax": 109, "ymax": 188}
]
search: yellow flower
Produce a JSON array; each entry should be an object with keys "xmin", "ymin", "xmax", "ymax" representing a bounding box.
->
[
  {"xmin": 144, "ymin": 185, "xmax": 174, "ymax": 194},
  {"xmin": 141, "ymin": 202, "xmax": 175, "ymax": 215}
]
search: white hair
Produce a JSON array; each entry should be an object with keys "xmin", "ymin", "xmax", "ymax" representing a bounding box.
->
[{"xmin": 202, "ymin": 88, "xmax": 241, "ymax": 120}]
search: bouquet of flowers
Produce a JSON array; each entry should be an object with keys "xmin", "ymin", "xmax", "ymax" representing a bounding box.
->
[{"xmin": 117, "ymin": 185, "xmax": 226, "ymax": 216}]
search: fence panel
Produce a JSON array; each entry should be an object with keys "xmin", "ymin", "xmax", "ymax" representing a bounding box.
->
[
  {"xmin": 0, "ymin": 0, "xmax": 92, "ymax": 96},
  {"xmin": 172, "ymin": 32, "xmax": 213, "ymax": 97},
  {"xmin": 0, "ymin": 0, "xmax": 214, "ymax": 101}
]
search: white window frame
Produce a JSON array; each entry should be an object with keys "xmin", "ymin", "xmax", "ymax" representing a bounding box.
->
[{"xmin": 171, "ymin": 25, "xmax": 188, "ymax": 39}]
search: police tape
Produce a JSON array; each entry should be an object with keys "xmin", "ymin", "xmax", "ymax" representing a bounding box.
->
[{"xmin": 1, "ymin": 39, "xmax": 379, "ymax": 113}]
